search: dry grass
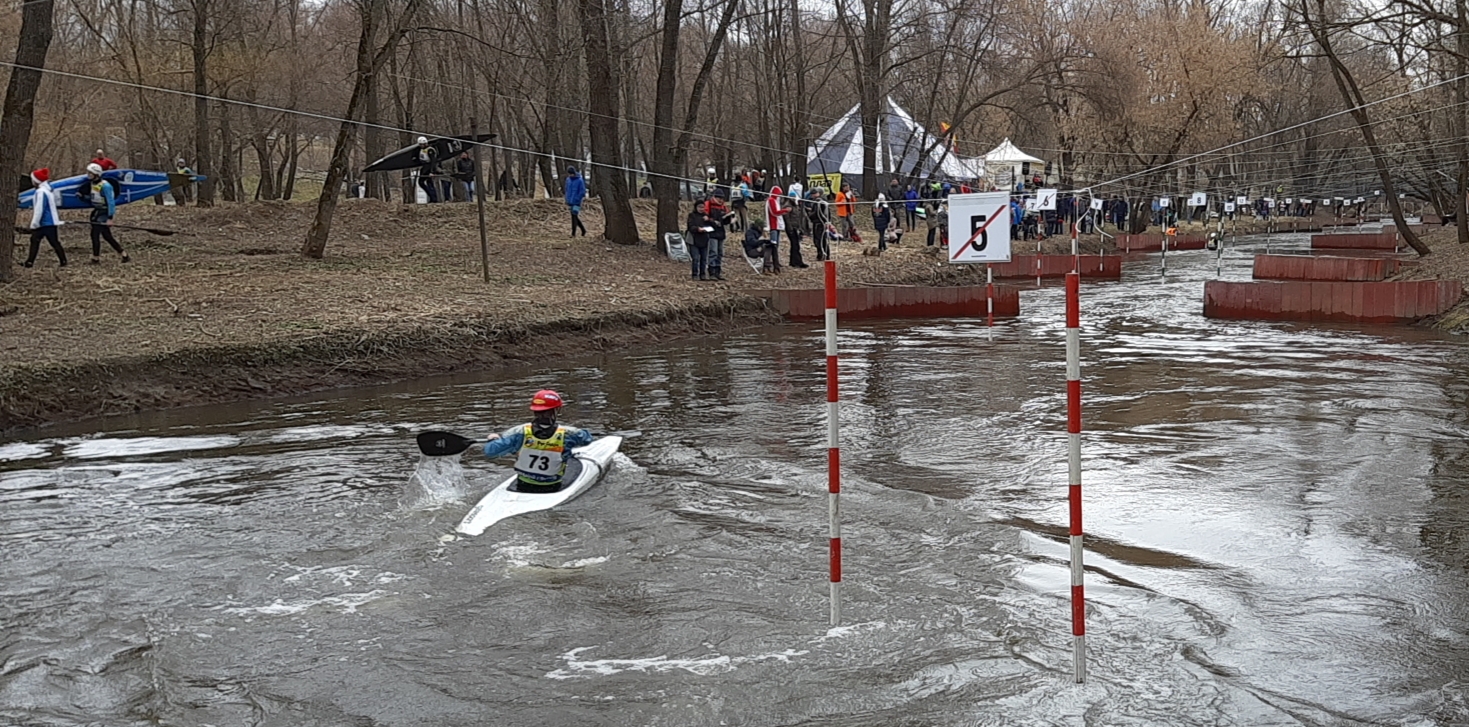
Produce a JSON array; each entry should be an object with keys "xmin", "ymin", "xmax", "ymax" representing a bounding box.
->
[{"xmin": 0, "ymin": 196, "xmax": 1013, "ymax": 430}]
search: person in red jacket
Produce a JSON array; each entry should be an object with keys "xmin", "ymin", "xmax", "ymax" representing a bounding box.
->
[
  {"xmin": 766, "ymin": 184, "xmax": 790, "ymax": 259},
  {"xmin": 91, "ymin": 149, "xmax": 118, "ymax": 171}
]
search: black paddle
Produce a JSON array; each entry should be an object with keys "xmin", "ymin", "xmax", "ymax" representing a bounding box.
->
[
  {"xmin": 12, "ymin": 224, "xmax": 184, "ymax": 237},
  {"xmin": 416, "ymin": 428, "xmax": 639, "ymax": 457},
  {"xmin": 417, "ymin": 431, "xmax": 478, "ymax": 457}
]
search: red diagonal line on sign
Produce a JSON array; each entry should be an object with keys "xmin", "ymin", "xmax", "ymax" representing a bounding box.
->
[{"xmin": 951, "ymin": 206, "xmax": 1007, "ymax": 261}]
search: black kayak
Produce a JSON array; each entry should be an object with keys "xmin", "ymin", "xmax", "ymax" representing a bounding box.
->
[{"xmin": 363, "ymin": 133, "xmax": 497, "ymax": 174}]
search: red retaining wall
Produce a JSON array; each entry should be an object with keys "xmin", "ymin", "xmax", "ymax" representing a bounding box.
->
[
  {"xmin": 1203, "ymin": 280, "xmax": 1461, "ymax": 324},
  {"xmin": 987, "ymin": 254, "xmax": 1121, "ymax": 279},
  {"xmin": 1310, "ymin": 231, "xmax": 1398, "ymax": 250},
  {"xmin": 1251, "ymin": 254, "xmax": 1401, "ymax": 282},
  {"xmin": 765, "ymin": 285, "xmax": 1021, "ymax": 320},
  {"xmin": 1117, "ymin": 233, "xmax": 1207, "ymax": 251}
]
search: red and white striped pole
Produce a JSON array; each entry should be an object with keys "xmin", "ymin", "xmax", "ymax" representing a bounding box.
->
[
  {"xmin": 825, "ymin": 259, "xmax": 842, "ymax": 626},
  {"xmin": 1065, "ymin": 270, "xmax": 1086, "ymax": 683},
  {"xmin": 985, "ymin": 263, "xmax": 994, "ymax": 329}
]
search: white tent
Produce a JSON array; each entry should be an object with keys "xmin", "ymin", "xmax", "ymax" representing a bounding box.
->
[
  {"xmin": 984, "ymin": 138, "xmax": 1045, "ymax": 190},
  {"xmin": 806, "ymin": 98, "xmax": 985, "ymax": 192}
]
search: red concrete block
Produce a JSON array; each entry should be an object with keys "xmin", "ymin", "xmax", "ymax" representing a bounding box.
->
[
  {"xmin": 765, "ymin": 285, "xmax": 1021, "ymax": 320},
  {"xmin": 1252, "ymin": 254, "xmax": 1400, "ymax": 281},
  {"xmin": 988, "ymin": 255, "xmax": 1121, "ymax": 279},
  {"xmin": 1311, "ymin": 232, "xmax": 1398, "ymax": 250},
  {"xmin": 1203, "ymin": 280, "xmax": 1462, "ymax": 324},
  {"xmin": 1117, "ymin": 233, "xmax": 1206, "ymax": 251}
]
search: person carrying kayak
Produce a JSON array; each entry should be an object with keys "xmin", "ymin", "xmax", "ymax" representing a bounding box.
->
[
  {"xmin": 478, "ymin": 390, "xmax": 594, "ymax": 493},
  {"xmin": 77, "ymin": 163, "xmax": 129, "ymax": 264}
]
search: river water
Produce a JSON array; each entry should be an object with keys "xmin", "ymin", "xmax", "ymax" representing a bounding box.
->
[{"xmin": 3, "ymin": 234, "xmax": 1467, "ymax": 726}]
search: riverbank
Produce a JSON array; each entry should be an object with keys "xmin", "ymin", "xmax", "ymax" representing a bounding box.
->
[{"xmin": 1, "ymin": 198, "xmax": 1008, "ymax": 434}]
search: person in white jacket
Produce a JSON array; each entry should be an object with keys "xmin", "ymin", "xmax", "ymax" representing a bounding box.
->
[{"xmin": 24, "ymin": 168, "xmax": 66, "ymax": 268}]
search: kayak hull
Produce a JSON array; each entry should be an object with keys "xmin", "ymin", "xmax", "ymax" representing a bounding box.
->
[
  {"xmin": 364, "ymin": 134, "xmax": 496, "ymax": 174},
  {"xmin": 19, "ymin": 169, "xmax": 191, "ymax": 210},
  {"xmin": 456, "ymin": 436, "xmax": 622, "ymax": 536}
]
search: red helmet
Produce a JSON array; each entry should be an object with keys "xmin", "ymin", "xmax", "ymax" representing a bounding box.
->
[{"xmin": 529, "ymin": 389, "xmax": 564, "ymax": 411}]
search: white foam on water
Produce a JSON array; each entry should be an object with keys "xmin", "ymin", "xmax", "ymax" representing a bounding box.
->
[
  {"xmin": 545, "ymin": 646, "xmax": 808, "ymax": 680},
  {"xmin": 819, "ymin": 620, "xmax": 888, "ymax": 641},
  {"xmin": 221, "ymin": 589, "xmax": 390, "ymax": 616},
  {"xmin": 401, "ymin": 455, "xmax": 470, "ymax": 509}
]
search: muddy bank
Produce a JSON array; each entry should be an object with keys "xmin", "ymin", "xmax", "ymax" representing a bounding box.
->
[{"xmin": 0, "ymin": 198, "xmax": 999, "ymax": 434}]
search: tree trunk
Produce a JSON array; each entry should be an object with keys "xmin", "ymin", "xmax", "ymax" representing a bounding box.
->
[
  {"xmin": 1300, "ymin": 0, "xmax": 1429, "ymax": 255},
  {"xmin": 1456, "ymin": 0, "xmax": 1468, "ymax": 244},
  {"xmin": 0, "ymin": 0, "xmax": 54, "ymax": 282},
  {"xmin": 192, "ymin": 0, "xmax": 215, "ymax": 206},
  {"xmin": 576, "ymin": 0, "xmax": 639, "ymax": 244},
  {"xmin": 650, "ymin": 0, "xmax": 682, "ymax": 246},
  {"xmin": 303, "ymin": 0, "xmax": 416, "ymax": 257},
  {"xmin": 218, "ymin": 100, "xmax": 238, "ymax": 202}
]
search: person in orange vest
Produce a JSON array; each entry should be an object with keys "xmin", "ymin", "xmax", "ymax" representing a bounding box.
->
[{"xmin": 835, "ymin": 183, "xmax": 857, "ymax": 240}]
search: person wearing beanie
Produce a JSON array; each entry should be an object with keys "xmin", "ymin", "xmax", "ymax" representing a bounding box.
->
[
  {"xmin": 24, "ymin": 169, "xmax": 66, "ymax": 268},
  {"xmin": 563, "ymin": 165, "xmax": 588, "ymax": 237},
  {"xmin": 77, "ymin": 163, "xmax": 129, "ymax": 264}
]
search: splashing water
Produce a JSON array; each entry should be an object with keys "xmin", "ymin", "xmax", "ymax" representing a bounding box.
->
[{"xmin": 401, "ymin": 454, "xmax": 470, "ymax": 509}]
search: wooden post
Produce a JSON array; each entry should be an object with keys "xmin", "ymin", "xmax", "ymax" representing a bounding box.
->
[{"xmin": 472, "ymin": 117, "xmax": 490, "ymax": 283}]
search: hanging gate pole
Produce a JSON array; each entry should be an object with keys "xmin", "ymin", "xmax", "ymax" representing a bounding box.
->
[{"xmin": 825, "ymin": 260, "xmax": 842, "ymax": 626}]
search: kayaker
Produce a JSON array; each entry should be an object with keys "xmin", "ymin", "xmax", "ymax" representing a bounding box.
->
[
  {"xmin": 478, "ymin": 390, "xmax": 594, "ymax": 493},
  {"xmin": 77, "ymin": 163, "xmax": 129, "ymax": 264},
  {"xmin": 23, "ymin": 168, "xmax": 66, "ymax": 268}
]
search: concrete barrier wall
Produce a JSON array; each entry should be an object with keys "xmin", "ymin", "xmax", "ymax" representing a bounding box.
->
[
  {"xmin": 1310, "ymin": 232, "xmax": 1398, "ymax": 250},
  {"xmin": 988, "ymin": 254, "xmax": 1121, "ymax": 279},
  {"xmin": 1251, "ymin": 254, "xmax": 1401, "ymax": 282},
  {"xmin": 1203, "ymin": 280, "xmax": 1461, "ymax": 324},
  {"xmin": 1117, "ymin": 233, "xmax": 1207, "ymax": 252},
  {"xmin": 766, "ymin": 285, "xmax": 1021, "ymax": 320}
]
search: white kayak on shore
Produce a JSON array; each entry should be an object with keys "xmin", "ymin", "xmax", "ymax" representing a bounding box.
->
[{"xmin": 455, "ymin": 436, "xmax": 623, "ymax": 536}]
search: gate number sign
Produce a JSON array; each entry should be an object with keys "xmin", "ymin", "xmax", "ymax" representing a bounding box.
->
[{"xmin": 947, "ymin": 192, "xmax": 1012, "ymax": 264}]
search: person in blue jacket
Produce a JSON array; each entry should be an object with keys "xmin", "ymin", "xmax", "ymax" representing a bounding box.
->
[
  {"xmin": 477, "ymin": 390, "xmax": 594, "ymax": 493},
  {"xmin": 78, "ymin": 163, "xmax": 129, "ymax": 264},
  {"xmin": 24, "ymin": 168, "xmax": 66, "ymax": 268},
  {"xmin": 904, "ymin": 185, "xmax": 920, "ymax": 230},
  {"xmin": 564, "ymin": 166, "xmax": 588, "ymax": 237}
]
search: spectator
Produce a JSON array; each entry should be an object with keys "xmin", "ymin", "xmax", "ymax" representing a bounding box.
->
[
  {"xmin": 787, "ymin": 187, "xmax": 809, "ymax": 268},
  {"xmin": 835, "ymin": 183, "xmax": 857, "ymax": 239},
  {"xmin": 686, "ymin": 205, "xmax": 712, "ymax": 280},
  {"xmin": 731, "ymin": 177, "xmax": 750, "ymax": 232},
  {"xmin": 904, "ymin": 185, "xmax": 920, "ymax": 230},
  {"xmin": 702, "ymin": 194, "xmax": 735, "ymax": 280},
  {"xmin": 766, "ymin": 184, "xmax": 791, "ymax": 267},
  {"xmin": 886, "ymin": 178, "xmax": 902, "ymax": 207},
  {"xmin": 564, "ymin": 165, "xmax": 588, "ymax": 237},
  {"xmin": 807, "ymin": 189, "xmax": 831, "ymax": 261},
  {"xmin": 743, "ymin": 221, "xmax": 779, "ymax": 274},
  {"xmin": 1010, "ymin": 197, "xmax": 1023, "ymax": 239},
  {"xmin": 925, "ymin": 200, "xmax": 942, "ymax": 247},
  {"xmin": 873, "ymin": 195, "xmax": 892, "ymax": 251}
]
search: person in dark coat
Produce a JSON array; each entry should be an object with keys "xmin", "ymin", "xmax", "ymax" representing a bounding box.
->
[
  {"xmin": 686, "ymin": 207, "xmax": 712, "ymax": 280},
  {"xmin": 873, "ymin": 196, "xmax": 893, "ymax": 251},
  {"xmin": 808, "ymin": 189, "xmax": 831, "ymax": 261},
  {"xmin": 702, "ymin": 194, "xmax": 735, "ymax": 280}
]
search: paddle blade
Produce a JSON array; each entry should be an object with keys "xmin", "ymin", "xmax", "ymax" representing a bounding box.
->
[{"xmin": 417, "ymin": 431, "xmax": 476, "ymax": 456}]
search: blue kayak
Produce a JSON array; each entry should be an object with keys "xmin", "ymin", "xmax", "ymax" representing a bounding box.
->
[{"xmin": 19, "ymin": 169, "xmax": 202, "ymax": 210}]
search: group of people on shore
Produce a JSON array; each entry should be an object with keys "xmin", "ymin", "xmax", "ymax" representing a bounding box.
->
[
  {"xmin": 22, "ymin": 149, "xmax": 132, "ymax": 269},
  {"xmin": 413, "ymin": 136, "xmax": 478, "ymax": 204}
]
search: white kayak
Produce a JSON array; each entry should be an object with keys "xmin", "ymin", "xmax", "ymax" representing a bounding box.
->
[{"xmin": 455, "ymin": 436, "xmax": 623, "ymax": 536}]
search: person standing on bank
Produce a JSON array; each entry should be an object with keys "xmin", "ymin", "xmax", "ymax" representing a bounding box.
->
[
  {"xmin": 564, "ymin": 165, "xmax": 588, "ymax": 237},
  {"xmin": 767, "ymin": 184, "xmax": 790, "ymax": 262},
  {"xmin": 807, "ymin": 188, "xmax": 831, "ymax": 261},
  {"xmin": 686, "ymin": 204, "xmax": 712, "ymax": 281},
  {"xmin": 453, "ymin": 151, "xmax": 476, "ymax": 201},
  {"xmin": 77, "ymin": 163, "xmax": 129, "ymax": 264},
  {"xmin": 24, "ymin": 169, "xmax": 66, "ymax": 268},
  {"xmin": 702, "ymin": 193, "xmax": 735, "ymax": 280}
]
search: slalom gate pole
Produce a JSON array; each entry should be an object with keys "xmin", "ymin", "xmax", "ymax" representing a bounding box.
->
[
  {"xmin": 825, "ymin": 259, "xmax": 842, "ymax": 626},
  {"xmin": 986, "ymin": 264, "xmax": 994, "ymax": 330},
  {"xmin": 1065, "ymin": 270, "xmax": 1086, "ymax": 683}
]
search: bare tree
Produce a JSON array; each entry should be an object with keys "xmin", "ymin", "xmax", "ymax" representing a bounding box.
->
[
  {"xmin": 0, "ymin": 0, "xmax": 56, "ymax": 282},
  {"xmin": 576, "ymin": 0, "xmax": 639, "ymax": 244}
]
